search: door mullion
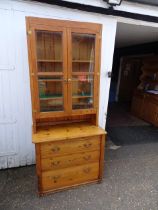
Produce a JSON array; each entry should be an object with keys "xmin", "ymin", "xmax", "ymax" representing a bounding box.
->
[{"xmin": 67, "ymin": 28, "xmax": 72, "ymax": 115}]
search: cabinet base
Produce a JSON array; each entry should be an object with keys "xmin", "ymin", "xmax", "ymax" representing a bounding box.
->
[{"xmin": 38, "ymin": 179, "xmax": 101, "ymax": 196}]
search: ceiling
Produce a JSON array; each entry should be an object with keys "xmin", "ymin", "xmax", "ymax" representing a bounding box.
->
[{"xmin": 115, "ymin": 22, "xmax": 158, "ymax": 48}]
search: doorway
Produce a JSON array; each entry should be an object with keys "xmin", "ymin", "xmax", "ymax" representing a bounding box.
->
[{"xmin": 106, "ymin": 22, "xmax": 158, "ymax": 146}]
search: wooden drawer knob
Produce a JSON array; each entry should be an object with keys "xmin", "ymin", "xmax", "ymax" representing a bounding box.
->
[
  {"xmin": 83, "ymin": 167, "xmax": 91, "ymax": 174},
  {"xmin": 51, "ymin": 161, "xmax": 60, "ymax": 167},
  {"xmin": 83, "ymin": 155, "xmax": 91, "ymax": 161},
  {"xmin": 83, "ymin": 143, "xmax": 92, "ymax": 148},
  {"xmin": 50, "ymin": 175, "xmax": 61, "ymax": 183},
  {"xmin": 51, "ymin": 146, "xmax": 60, "ymax": 153}
]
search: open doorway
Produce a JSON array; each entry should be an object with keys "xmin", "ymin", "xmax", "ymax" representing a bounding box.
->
[{"xmin": 106, "ymin": 22, "xmax": 158, "ymax": 146}]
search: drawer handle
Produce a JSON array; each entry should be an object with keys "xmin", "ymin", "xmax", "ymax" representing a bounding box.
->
[
  {"xmin": 50, "ymin": 175, "xmax": 61, "ymax": 183},
  {"xmin": 83, "ymin": 143, "xmax": 92, "ymax": 148},
  {"xmin": 51, "ymin": 147, "xmax": 60, "ymax": 153},
  {"xmin": 83, "ymin": 167, "xmax": 91, "ymax": 174},
  {"xmin": 83, "ymin": 155, "xmax": 91, "ymax": 161},
  {"xmin": 51, "ymin": 161, "xmax": 60, "ymax": 167}
]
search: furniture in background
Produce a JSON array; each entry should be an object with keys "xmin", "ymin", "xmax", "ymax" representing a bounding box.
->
[
  {"xmin": 131, "ymin": 56, "xmax": 158, "ymax": 127},
  {"xmin": 117, "ymin": 57, "xmax": 142, "ymax": 102},
  {"xmin": 26, "ymin": 17, "xmax": 106, "ymax": 195}
]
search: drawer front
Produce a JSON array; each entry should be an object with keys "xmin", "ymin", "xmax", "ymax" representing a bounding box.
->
[
  {"xmin": 41, "ymin": 162, "xmax": 99, "ymax": 192},
  {"xmin": 41, "ymin": 150, "xmax": 100, "ymax": 171},
  {"xmin": 41, "ymin": 136, "xmax": 100, "ymax": 158}
]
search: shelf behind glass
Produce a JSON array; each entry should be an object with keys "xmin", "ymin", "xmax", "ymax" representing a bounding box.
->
[
  {"xmin": 40, "ymin": 95, "xmax": 63, "ymax": 100},
  {"xmin": 38, "ymin": 72, "xmax": 63, "ymax": 76},
  {"xmin": 72, "ymin": 72, "xmax": 94, "ymax": 76},
  {"xmin": 72, "ymin": 103, "xmax": 93, "ymax": 110},
  {"xmin": 72, "ymin": 95, "xmax": 93, "ymax": 98},
  {"xmin": 72, "ymin": 60, "xmax": 94, "ymax": 63},
  {"xmin": 37, "ymin": 59, "xmax": 63, "ymax": 62}
]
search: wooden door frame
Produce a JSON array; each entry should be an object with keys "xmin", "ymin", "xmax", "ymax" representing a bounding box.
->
[
  {"xmin": 26, "ymin": 19, "xmax": 69, "ymax": 122},
  {"xmin": 26, "ymin": 17, "xmax": 102, "ymax": 130},
  {"xmin": 67, "ymin": 27, "xmax": 102, "ymax": 116}
]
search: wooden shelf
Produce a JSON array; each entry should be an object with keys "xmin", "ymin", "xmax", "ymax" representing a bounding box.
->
[
  {"xmin": 140, "ymin": 79, "xmax": 158, "ymax": 84},
  {"xmin": 132, "ymin": 56, "xmax": 158, "ymax": 128},
  {"xmin": 73, "ymin": 103, "xmax": 93, "ymax": 107},
  {"xmin": 72, "ymin": 95, "xmax": 93, "ymax": 98},
  {"xmin": 39, "ymin": 79, "xmax": 63, "ymax": 82},
  {"xmin": 40, "ymin": 96, "xmax": 63, "ymax": 100},
  {"xmin": 38, "ymin": 59, "xmax": 62, "ymax": 62},
  {"xmin": 72, "ymin": 79, "xmax": 93, "ymax": 82},
  {"xmin": 72, "ymin": 72, "xmax": 94, "ymax": 75},
  {"xmin": 38, "ymin": 72, "xmax": 63, "ymax": 76},
  {"xmin": 72, "ymin": 60, "xmax": 94, "ymax": 63}
]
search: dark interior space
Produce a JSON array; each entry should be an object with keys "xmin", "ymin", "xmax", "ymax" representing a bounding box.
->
[{"xmin": 106, "ymin": 22, "xmax": 158, "ymax": 146}]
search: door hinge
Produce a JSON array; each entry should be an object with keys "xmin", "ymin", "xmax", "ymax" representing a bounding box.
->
[
  {"xmin": 33, "ymin": 110, "xmax": 37, "ymax": 113},
  {"xmin": 27, "ymin": 30, "xmax": 32, "ymax": 35}
]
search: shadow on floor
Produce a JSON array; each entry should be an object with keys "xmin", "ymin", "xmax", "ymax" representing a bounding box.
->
[{"xmin": 106, "ymin": 102, "xmax": 158, "ymax": 146}]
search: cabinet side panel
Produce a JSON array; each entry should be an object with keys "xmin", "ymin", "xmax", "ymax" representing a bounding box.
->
[
  {"xmin": 35, "ymin": 144, "xmax": 42, "ymax": 194},
  {"xmin": 98, "ymin": 134, "xmax": 106, "ymax": 181}
]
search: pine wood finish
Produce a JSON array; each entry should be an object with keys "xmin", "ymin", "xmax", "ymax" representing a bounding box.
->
[
  {"xmin": 32, "ymin": 123, "xmax": 105, "ymax": 143},
  {"xmin": 41, "ymin": 150, "xmax": 100, "ymax": 171},
  {"xmin": 26, "ymin": 17, "xmax": 106, "ymax": 195},
  {"xmin": 41, "ymin": 162, "xmax": 99, "ymax": 192},
  {"xmin": 132, "ymin": 90, "xmax": 158, "ymax": 126},
  {"xmin": 33, "ymin": 123, "xmax": 106, "ymax": 195},
  {"xmin": 131, "ymin": 56, "xmax": 158, "ymax": 127},
  {"xmin": 26, "ymin": 17, "xmax": 102, "ymax": 132}
]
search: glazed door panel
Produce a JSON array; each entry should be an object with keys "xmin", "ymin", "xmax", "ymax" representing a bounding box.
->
[
  {"xmin": 27, "ymin": 17, "xmax": 102, "ymax": 125},
  {"xmin": 67, "ymin": 28, "xmax": 100, "ymax": 115},
  {"xmin": 29, "ymin": 25, "xmax": 68, "ymax": 119}
]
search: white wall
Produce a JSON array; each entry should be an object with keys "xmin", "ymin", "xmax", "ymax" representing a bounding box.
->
[{"xmin": 0, "ymin": 0, "xmax": 117, "ymax": 169}]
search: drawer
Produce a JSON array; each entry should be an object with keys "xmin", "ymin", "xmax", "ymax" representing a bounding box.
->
[
  {"xmin": 41, "ymin": 162, "xmax": 99, "ymax": 191},
  {"xmin": 40, "ymin": 136, "xmax": 100, "ymax": 158},
  {"xmin": 41, "ymin": 150, "xmax": 100, "ymax": 171}
]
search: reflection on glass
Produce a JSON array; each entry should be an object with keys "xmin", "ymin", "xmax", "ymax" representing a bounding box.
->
[
  {"xmin": 37, "ymin": 62, "xmax": 62, "ymax": 73},
  {"xmin": 35, "ymin": 30, "xmax": 64, "ymax": 112},
  {"xmin": 71, "ymin": 33, "xmax": 95, "ymax": 110},
  {"xmin": 36, "ymin": 30, "xmax": 63, "ymax": 73},
  {"xmin": 72, "ymin": 98, "xmax": 93, "ymax": 110},
  {"xmin": 72, "ymin": 75, "xmax": 94, "ymax": 110},
  {"xmin": 72, "ymin": 33, "xmax": 95, "ymax": 73},
  {"xmin": 40, "ymin": 99, "xmax": 63, "ymax": 112},
  {"xmin": 38, "ymin": 76, "xmax": 63, "ymax": 112}
]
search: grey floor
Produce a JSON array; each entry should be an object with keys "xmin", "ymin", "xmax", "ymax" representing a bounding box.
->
[{"xmin": 1, "ymin": 142, "xmax": 158, "ymax": 210}]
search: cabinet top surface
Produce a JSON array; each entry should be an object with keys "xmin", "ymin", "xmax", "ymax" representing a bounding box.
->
[{"xmin": 32, "ymin": 123, "xmax": 106, "ymax": 143}]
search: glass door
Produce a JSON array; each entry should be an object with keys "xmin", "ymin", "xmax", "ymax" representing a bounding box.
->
[
  {"xmin": 32, "ymin": 26, "xmax": 68, "ymax": 118},
  {"xmin": 68, "ymin": 30, "xmax": 98, "ymax": 114}
]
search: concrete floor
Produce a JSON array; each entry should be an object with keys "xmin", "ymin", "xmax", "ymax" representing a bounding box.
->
[{"xmin": 1, "ymin": 142, "xmax": 158, "ymax": 210}]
